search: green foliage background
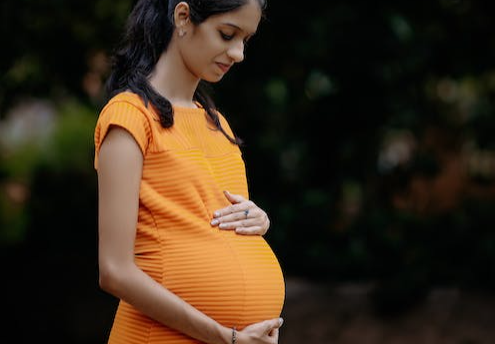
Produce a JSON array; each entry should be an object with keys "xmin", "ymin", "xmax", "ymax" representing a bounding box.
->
[{"xmin": 2, "ymin": 0, "xmax": 495, "ymax": 342}]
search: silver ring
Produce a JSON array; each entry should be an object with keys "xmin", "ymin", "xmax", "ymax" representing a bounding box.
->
[{"xmin": 244, "ymin": 209, "xmax": 249, "ymax": 219}]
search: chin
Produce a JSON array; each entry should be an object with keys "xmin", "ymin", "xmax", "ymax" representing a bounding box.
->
[{"xmin": 203, "ymin": 74, "xmax": 225, "ymax": 83}]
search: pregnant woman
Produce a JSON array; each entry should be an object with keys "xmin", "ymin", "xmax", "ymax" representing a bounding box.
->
[{"xmin": 94, "ymin": 0, "xmax": 285, "ymax": 343}]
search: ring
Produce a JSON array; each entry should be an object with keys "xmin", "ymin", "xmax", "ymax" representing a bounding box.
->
[{"xmin": 244, "ymin": 209, "xmax": 249, "ymax": 219}]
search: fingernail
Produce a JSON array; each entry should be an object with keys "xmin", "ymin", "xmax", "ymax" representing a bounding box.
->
[
  {"xmin": 219, "ymin": 223, "xmax": 226, "ymax": 229},
  {"xmin": 213, "ymin": 211, "xmax": 220, "ymax": 217},
  {"xmin": 223, "ymin": 190, "xmax": 230, "ymax": 194},
  {"xmin": 211, "ymin": 219, "xmax": 219, "ymax": 226},
  {"xmin": 279, "ymin": 318, "xmax": 284, "ymax": 326}
]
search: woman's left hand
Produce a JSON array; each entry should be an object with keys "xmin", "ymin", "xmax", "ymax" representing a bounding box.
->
[{"xmin": 210, "ymin": 190, "xmax": 270, "ymax": 235}]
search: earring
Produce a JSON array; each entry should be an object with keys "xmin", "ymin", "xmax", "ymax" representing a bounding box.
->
[{"xmin": 179, "ymin": 29, "xmax": 186, "ymax": 37}]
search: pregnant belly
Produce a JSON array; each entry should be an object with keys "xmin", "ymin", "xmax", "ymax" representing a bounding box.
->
[{"xmin": 158, "ymin": 229, "xmax": 285, "ymax": 329}]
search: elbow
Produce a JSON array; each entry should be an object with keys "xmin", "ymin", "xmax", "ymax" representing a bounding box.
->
[
  {"xmin": 98, "ymin": 262, "xmax": 126, "ymax": 296},
  {"xmin": 98, "ymin": 268, "xmax": 113, "ymax": 294}
]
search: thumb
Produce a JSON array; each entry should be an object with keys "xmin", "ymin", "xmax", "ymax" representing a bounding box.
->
[
  {"xmin": 223, "ymin": 190, "xmax": 245, "ymax": 204},
  {"xmin": 266, "ymin": 317, "xmax": 284, "ymax": 332}
]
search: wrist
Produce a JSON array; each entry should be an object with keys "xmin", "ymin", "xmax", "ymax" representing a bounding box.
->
[
  {"xmin": 232, "ymin": 327, "xmax": 237, "ymax": 344},
  {"xmin": 213, "ymin": 324, "xmax": 232, "ymax": 344}
]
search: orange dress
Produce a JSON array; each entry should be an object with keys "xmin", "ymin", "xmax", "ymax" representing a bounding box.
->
[{"xmin": 94, "ymin": 92, "xmax": 285, "ymax": 344}]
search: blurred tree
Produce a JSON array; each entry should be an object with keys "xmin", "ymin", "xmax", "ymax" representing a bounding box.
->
[
  {"xmin": 0, "ymin": 0, "xmax": 133, "ymax": 114},
  {"xmin": 1, "ymin": 0, "xmax": 495, "ymax": 323},
  {"xmin": 213, "ymin": 0, "xmax": 495, "ymax": 298}
]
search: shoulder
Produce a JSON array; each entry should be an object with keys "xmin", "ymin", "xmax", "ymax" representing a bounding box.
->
[
  {"xmin": 100, "ymin": 91, "xmax": 157, "ymax": 120},
  {"xmin": 94, "ymin": 92, "xmax": 157, "ymax": 163},
  {"xmin": 96, "ymin": 91, "xmax": 159, "ymax": 136}
]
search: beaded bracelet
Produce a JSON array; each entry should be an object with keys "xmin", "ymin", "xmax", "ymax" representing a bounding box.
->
[{"xmin": 232, "ymin": 327, "xmax": 237, "ymax": 344}]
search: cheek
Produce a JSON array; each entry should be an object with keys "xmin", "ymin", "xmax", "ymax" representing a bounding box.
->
[
  {"xmin": 196, "ymin": 29, "xmax": 226, "ymax": 55},
  {"xmin": 181, "ymin": 42, "xmax": 206, "ymax": 74},
  {"xmin": 179, "ymin": 30, "xmax": 227, "ymax": 78},
  {"xmin": 192, "ymin": 37, "xmax": 223, "ymax": 64}
]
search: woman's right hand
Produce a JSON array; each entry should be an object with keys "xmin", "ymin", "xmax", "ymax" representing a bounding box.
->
[{"xmin": 236, "ymin": 318, "xmax": 284, "ymax": 344}]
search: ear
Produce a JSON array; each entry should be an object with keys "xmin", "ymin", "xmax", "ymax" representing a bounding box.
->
[{"xmin": 173, "ymin": 2, "xmax": 191, "ymax": 30}]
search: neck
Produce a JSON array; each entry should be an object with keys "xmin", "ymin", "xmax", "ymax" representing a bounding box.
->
[{"xmin": 148, "ymin": 44, "xmax": 200, "ymax": 108}]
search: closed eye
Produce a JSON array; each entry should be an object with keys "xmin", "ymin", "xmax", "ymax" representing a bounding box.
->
[
  {"xmin": 220, "ymin": 31, "xmax": 251, "ymax": 51},
  {"xmin": 220, "ymin": 32, "xmax": 234, "ymax": 41}
]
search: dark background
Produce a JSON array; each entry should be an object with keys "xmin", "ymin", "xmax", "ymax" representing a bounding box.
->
[{"xmin": 2, "ymin": 0, "xmax": 495, "ymax": 342}]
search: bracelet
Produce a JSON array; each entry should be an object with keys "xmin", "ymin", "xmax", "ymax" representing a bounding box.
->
[{"xmin": 232, "ymin": 327, "xmax": 237, "ymax": 344}]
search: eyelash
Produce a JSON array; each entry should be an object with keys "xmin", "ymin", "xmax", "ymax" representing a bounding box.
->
[
  {"xmin": 220, "ymin": 32, "xmax": 234, "ymax": 41},
  {"xmin": 220, "ymin": 32, "xmax": 249, "ymax": 46}
]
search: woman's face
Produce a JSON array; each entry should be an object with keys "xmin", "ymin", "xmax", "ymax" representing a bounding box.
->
[{"xmin": 177, "ymin": 0, "xmax": 262, "ymax": 82}]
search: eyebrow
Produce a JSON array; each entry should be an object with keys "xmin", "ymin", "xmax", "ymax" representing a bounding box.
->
[{"xmin": 222, "ymin": 22, "xmax": 257, "ymax": 36}]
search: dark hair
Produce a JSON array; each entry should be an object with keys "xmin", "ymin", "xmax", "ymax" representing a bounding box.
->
[{"xmin": 106, "ymin": 0, "xmax": 267, "ymax": 145}]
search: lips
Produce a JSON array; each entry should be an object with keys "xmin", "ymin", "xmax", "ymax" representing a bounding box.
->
[{"xmin": 216, "ymin": 62, "xmax": 232, "ymax": 73}]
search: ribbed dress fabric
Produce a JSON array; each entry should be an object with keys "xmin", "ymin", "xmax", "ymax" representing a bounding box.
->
[{"xmin": 94, "ymin": 92, "xmax": 285, "ymax": 344}]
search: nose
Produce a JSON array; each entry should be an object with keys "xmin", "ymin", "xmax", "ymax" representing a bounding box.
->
[{"xmin": 227, "ymin": 40, "xmax": 244, "ymax": 63}]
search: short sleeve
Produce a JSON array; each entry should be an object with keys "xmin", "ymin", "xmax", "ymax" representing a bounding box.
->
[{"xmin": 93, "ymin": 100, "xmax": 152, "ymax": 169}]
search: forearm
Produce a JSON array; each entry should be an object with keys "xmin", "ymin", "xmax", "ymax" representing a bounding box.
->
[{"xmin": 100, "ymin": 264, "xmax": 231, "ymax": 344}]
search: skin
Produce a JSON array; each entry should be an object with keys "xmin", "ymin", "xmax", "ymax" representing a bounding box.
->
[
  {"xmin": 149, "ymin": 1, "xmax": 260, "ymax": 107},
  {"xmin": 98, "ymin": 1, "xmax": 282, "ymax": 344}
]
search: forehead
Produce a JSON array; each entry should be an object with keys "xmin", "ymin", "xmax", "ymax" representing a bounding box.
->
[{"xmin": 205, "ymin": 1, "xmax": 262, "ymax": 34}]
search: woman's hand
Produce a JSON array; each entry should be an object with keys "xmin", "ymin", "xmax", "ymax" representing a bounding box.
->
[
  {"xmin": 236, "ymin": 318, "xmax": 283, "ymax": 344},
  {"xmin": 211, "ymin": 191, "xmax": 270, "ymax": 235}
]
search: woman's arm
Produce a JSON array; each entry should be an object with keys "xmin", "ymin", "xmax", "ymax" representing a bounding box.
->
[{"xmin": 97, "ymin": 127, "xmax": 232, "ymax": 344}]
